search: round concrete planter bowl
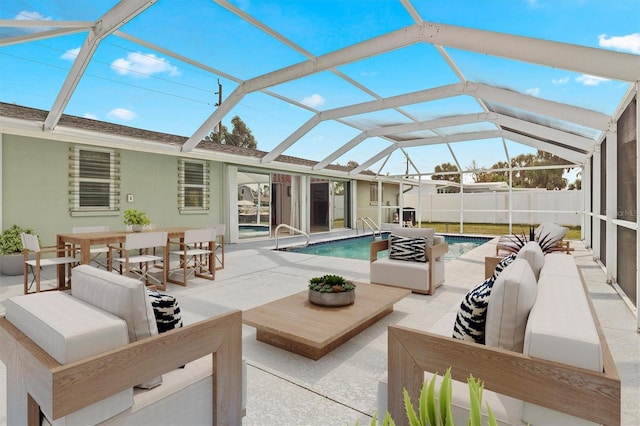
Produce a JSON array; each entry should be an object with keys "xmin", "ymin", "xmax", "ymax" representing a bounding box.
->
[{"xmin": 308, "ymin": 289, "xmax": 355, "ymax": 307}]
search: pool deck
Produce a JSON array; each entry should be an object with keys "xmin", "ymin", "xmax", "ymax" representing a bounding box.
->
[{"xmin": 0, "ymin": 230, "xmax": 638, "ymax": 425}]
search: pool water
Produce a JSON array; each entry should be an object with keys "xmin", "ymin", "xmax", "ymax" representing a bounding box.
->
[{"xmin": 287, "ymin": 233, "xmax": 490, "ymax": 261}]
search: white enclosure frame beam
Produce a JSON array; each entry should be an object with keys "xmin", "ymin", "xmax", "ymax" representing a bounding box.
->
[
  {"xmin": 592, "ymin": 145, "xmax": 602, "ymax": 261},
  {"xmin": 43, "ymin": 0, "xmax": 157, "ymax": 131},
  {"xmin": 605, "ymin": 129, "xmax": 617, "ymax": 284}
]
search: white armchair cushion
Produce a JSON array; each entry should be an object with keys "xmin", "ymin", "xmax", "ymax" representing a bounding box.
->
[
  {"xmin": 71, "ymin": 265, "xmax": 158, "ymax": 343},
  {"xmin": 5, "ymin": 292, "xmax": 133, "ymax": 425},
  {"xmin": 71, "ymin": 264, "xmax": 161, "ymax": 388},
  {"xmin": 485, "ymin": 259, "xmax": 537, "ymax": 352}
]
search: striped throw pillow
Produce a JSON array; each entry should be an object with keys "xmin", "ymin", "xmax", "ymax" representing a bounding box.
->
[
  {"xmin": 453, "ymin": 253, "xmax": 517, "ymax": 344},
  {"xmin": 389, "ymin": 234, "xmax": 427, "ymax": 262},
  {"xmin": 453, "ymin": 277, "xmax": 494, "ymax": 344}
]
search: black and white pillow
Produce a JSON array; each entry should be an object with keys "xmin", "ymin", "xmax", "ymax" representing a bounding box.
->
[
  {"xmin": 492, "ymin": 253, "xmax": 517, "ymax": 281},
  {"xmin": 388, "ymin": 234, "xmax": 427, "ymax": 262},
  {"xmin": 452, "ymin": 253, "xmax": 517, "ymax": 344},
  {"xmin": 147, "ymin": 290, "xmax": 183, "ymax": 334},
  {"xmin": 453, "ymin": 277, "xmax": 494, "ymax": 344}
]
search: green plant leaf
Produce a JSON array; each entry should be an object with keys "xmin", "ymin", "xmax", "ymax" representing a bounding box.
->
[
  {"xmin": 426, "ymin": 373, "xmax": 437, "ymax": 426},
  {"xmin": 418, "ymin": 376, "xmax": 428, "ymax": 426},
  {"xmin": 425, "ymin": 374, "xmax": 438, "ymax": 426},
  {"xmin": 439, "ymin": 368, "xmax": 453, "ymax": 426},
  {"xmin": 486, "ymin": 403, "xmax": 498, "ymax": 426},
  {"xmin": 381, "ymin": 411, "xmax": 396, "ymax": 426},
  {"xmin": 403, "ymin": 388, "xmax": 421, "ymax": 426},
  {"xmin": 467, "ymin": 375, "xmax": 482, "ymax": 426}
]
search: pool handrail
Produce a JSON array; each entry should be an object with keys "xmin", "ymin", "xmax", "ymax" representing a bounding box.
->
[
  {"xmin": 274, "ymin": 224, "xmax": 310, "ymax": 250},
  {"xmin": 356, "ymin": 217, "xmax": 381, "ymax": 238}
]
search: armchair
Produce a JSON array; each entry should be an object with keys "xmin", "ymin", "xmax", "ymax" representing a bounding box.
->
[
  {"xmin": 370, "ymin": 227, "xmax": 448, "ymax": 295},
  {"xmin": 20, "ymin": 232, "xmax": 77, "ymax": 294}
]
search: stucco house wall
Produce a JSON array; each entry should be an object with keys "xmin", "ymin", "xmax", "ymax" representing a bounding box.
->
[{"xmin": 1, "ymin": 134, "xmax": 226, "ymax": 245}]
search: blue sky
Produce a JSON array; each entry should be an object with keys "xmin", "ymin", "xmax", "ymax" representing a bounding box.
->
[{"xmin": 1, "ymin": 0, "xmax": 638, "ymax": 180}]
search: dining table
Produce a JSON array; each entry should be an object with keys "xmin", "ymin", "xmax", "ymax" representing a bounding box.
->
[{"xmin": 56, "ymin": 227, "xmax": 208, "ymax": 290}]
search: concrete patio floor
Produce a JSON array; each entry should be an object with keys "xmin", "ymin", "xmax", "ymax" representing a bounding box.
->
[{"xmin": 1, "ymin": 231, "xmax": 638, "ymax": 425}]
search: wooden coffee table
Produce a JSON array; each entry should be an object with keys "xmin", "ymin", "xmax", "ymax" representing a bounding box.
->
[{"xmin": 242, "ymin": 283, "xmax": 410, "ymax": 360}]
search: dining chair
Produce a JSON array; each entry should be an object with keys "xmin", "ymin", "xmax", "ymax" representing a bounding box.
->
[
  {"xmin": 167, "ymin": 228, "xmax": 216, "ymax": 286},
  {"xmin": 71, "ymin": 225, "xmax": 110, "ymax": 269},
  {"xmin": 213, "ymin": 224, "xmax": 225, "ymax": 269},
  {"xmin": 109, "ymin": 231, "xmax": 168, "ymax": 290},
  {"xmin": 20, "ymin": 232, "xmax": 77, "ymax": 294}
]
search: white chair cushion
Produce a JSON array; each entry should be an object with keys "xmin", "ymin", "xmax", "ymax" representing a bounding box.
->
[
  {"xmin": 515, "ymin": 241, "xmax": 544, "ymax": 280},
  {"xmin": 71, "ymin": 264, "xmax": 161, "ymax": 388},
  {"xmin": 485, "ymin": 259, "xmax": 537, "ymax": 352},
  {"xmin": 71, "ymin": 265, "xmax": 158, "ymax": 343},
  {"xmin": 391, "ymin": 227, "xmax": 435, "ymax": 246},
  {"xmin": 5, "ymin": 292, "xmax": 133, "ymax": 425}
]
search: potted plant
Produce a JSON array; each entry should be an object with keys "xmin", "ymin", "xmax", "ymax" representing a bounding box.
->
[
  {"xmin": 308, "ymin": 274, "xmax": 356, "ymax": 307},
  {"xmin": 123, "ymin": 209, "xmax": 150, "ymax": 232},
  {"xmin": 0, "ymin": 225, "xmax": 36, "ymax": 275}
]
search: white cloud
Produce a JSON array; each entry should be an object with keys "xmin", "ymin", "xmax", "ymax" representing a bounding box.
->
[
  {"xmin": 575, "ymin": 74, "xmax": 609, "ymax": 86},
  {"xmin": 526, "ymin": 87, "xmax": 540, "ymax": 96},
  {"xmin": 61, "ymin": 47, "xmax": 80, "ymax": 61},
  {"xmin": 15, "ymin": 10, "xmax": 51, "ymax": 21},
  {"xmin": 598, "ymin": 33, "xmax": 640, "ymax": 54},
  {"xmin": 83, "ymin": 113, "xmax": 98, "ymax": 120},
  {"xmin": 360, "ymin": 71, "xmax": 378, "ymax": 77},
  {"xmin": 13, "ymin": 10, "xmax": 53, "ymax": 33},
  {"xmin": 110, "ymin": 52, "xmax": 179, "ymax": 77},
  {"xmin": 107, "ymin": 108, "xmax": 137, "ymax": 121},
  {"xmin": 552, "ymin": 76, "xmax": 570, "ymax": 85},
  {"xmin": 301, "ymin": 94, "xmax": 325, "ymax": 108}
]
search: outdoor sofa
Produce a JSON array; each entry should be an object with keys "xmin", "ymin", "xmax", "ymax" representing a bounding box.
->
[
  {"xmin": 378, "ymin": 242, "xmax": 620, "ymax": 425},
  {"xmin": 0, "ymin": 264, "xmax": 245, "ymax": 425}
]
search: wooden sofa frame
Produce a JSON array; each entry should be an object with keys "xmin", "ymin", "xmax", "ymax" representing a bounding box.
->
[
  {"xmin": 0, "ymin": 309, "xmax": 243, "ymax": 426},
  {"xmin": 370, "ymin": 239, "xmax": 449, "ymax": 295},
  {"xmin": 387, "ymin": 267, "xmax": 621, "ymax": 426}
]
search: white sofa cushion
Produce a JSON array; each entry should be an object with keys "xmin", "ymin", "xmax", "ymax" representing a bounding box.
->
[
  {"xmin": 515, "ymin": 241, "xmax": 544, "ymax": 279},
  {"xmin": 521, "ymin": 254, "xmax": 602, "ymax": 426},
  {"xmin": 71, "ymin": 264, "xmax": 161, "ymax": 388},
  {"xmin": 485, "ymin": 259, "xmax": 537, "ymax": 352},
  {"xmin": 5, "ymin": 292, "xmax": 133, "ymax": 425}
]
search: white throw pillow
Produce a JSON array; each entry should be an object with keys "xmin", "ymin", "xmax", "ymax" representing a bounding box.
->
[
  {"xmin": 516, "ymin": 241, "xmax": 545, "ymax": 279},
  {"xmin": 485, "ymin": 259, "xmax": 538, "ymax": 352}
]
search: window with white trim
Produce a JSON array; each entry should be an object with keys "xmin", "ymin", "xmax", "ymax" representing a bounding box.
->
[
  {"xmin": 369, "ymin": 181, "xmax": 378, "ymax": 203},
  {"xmin": 178, "ymin": 159, "xmax": 209, "ymax": 211},
  {"xmin": 69, "ymin": 146, "xmax": 120, "ymax": 212}
]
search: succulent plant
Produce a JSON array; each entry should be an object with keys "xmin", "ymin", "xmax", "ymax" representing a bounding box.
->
[{"xmin": 308, "ymin": 274, "xmax": 356, "ymax": 293}]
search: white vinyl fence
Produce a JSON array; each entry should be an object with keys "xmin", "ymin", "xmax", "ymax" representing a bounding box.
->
[{"xmin": 403, "ymin": 190, "xmax": 582, "ymax": 227}]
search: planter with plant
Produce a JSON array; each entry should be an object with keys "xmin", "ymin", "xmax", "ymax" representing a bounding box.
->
[
  {"xmin": 308, "ymin": 274, "xmax": 356, "ymax": 307},
  {"xmin": 0, "ymin": 225, "xmax": 36, "ymax": 276},
  {"xmin": 123, "ymin": 209, "xmax": 151, "ymax": 232},
  {"xmin": 370, "ymin": 368, "xmax": 497, "ymax": 426}
]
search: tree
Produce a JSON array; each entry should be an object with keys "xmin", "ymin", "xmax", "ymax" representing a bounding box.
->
[
  {"xmin": 204, "ymin": 123, "xmax": 229, "ymax": 144},
  {"xmin": 469, "ymin": 151, "xmax": 572, "ymax": 189},
  {"xmin": 204, "ymin": 116, "xmax": 257, "ymax": 149},
  {"xmin": 432, "ymin": 162, "xmax": 460, "ymax": 183},
  {"xmin": 228, "ymin": 116, "xmax": 257, "ymax": 149},
  {"xmin": 568, "ymin": 179, "xmax": 582, "ymax": 190}
]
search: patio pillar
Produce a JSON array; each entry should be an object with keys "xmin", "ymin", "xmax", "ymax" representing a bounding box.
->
[
  {"xmin": 0, "ymin": 132, "xmax": 3, "ymax": 229},
  {"xmin": 592, "ymin": 145, "xmax": 601, "ymax": 261},
  {"xmin": 459, "ymin": 171, "xmax": 464, "ymax": 234},
  {"xmin": 605, "ymin": 128, "xmax": 617, "ymax": 284},
  {"xmin": 227, "ymin": 165, "xmax": 239, "ymax": 243},
  {"xmin": 582, "ymin": 163, "xmax": 591, "ymax": 246},
  {"xmin": 636, "ymin": 90, "xmax": 640, "ymax": 331}
]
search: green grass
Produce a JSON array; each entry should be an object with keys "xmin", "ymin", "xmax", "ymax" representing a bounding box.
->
[{"xmin": 416, "ymin": 222, "xmax": 581, "ymax": 240}]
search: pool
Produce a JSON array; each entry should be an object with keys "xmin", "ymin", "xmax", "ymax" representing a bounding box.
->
[{"xmin": 284, "ymin": 233, "xmax": 491, "ymax": 261}]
